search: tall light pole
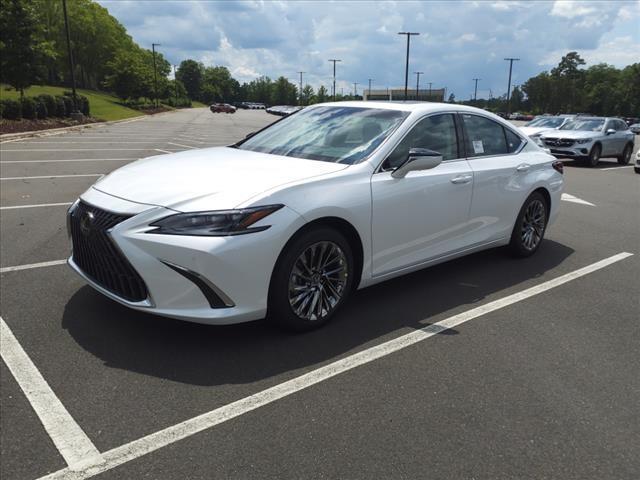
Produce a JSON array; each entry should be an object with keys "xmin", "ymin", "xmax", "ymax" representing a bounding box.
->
[
  {"xmin": 414, "ymin": 71, "xmax": 424, "ymax": 100},
  {"xmin": 473, "ymin": 78, "xmax": 481, "ymax": 101},
  {"xmin": 504, "ymin": 57, "xmax": 520, "ymax": 116},
  {"xmin": 152, "ymin": 43, "xmax": 161, "ymax": 108},
  {"xmin": 297, "ymin": 71, "xmax": 305, "ymax": 105},
  {"xmin": 62, "ymin": 0, "xmax": 79, "ymax": 114},
  {"xmin": 173, "ymin": 65, "xmax": 179, "ymax": 106},
  {"xmin": 398, "ymin": 32, "xmax": 419, "ymax": 101},
  {"xmin": 368, "ymin": 78, "xmax": 373, "ymax": 100},
  {"xmin": 428, "ymin": 82, "xmax": 433, "ymax": 100},
  {"xmin": 353, "ymin": 81, "xmax": 358, "ymax": 97},
  {"xmin": 328, "ymin": 59, "xmax": 341, "ymax": 101}
]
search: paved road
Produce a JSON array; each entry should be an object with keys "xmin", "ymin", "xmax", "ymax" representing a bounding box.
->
[{"xmin": 1, "ymin": 108, "xmax": 639, "ymax": 480}]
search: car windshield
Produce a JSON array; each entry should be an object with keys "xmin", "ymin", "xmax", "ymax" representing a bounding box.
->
[
  {"xmin": 237, "ymin": 106, "xmax": 408, "ymax": 164},
  {"xmin": 560, "ymin": 119, "xmax": 605, "ymax": 131},
  {"xmin": 526, "ymin": 117, "xmax": 565, "ymax": 128}
]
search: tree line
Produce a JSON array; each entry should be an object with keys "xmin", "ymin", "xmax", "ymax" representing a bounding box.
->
[{"xmin": 459, "ymin": 52, "xmax": 639, "ymax": 117}]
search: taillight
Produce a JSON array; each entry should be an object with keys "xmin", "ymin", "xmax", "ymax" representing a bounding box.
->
[{"xmin": 552, "ymin": 161, "xmax": 564, "ymax": 174}]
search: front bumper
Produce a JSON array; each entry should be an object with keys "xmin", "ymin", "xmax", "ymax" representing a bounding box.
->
[
  {"xmin": 68, "ymin": 188, "xmax": 305, "ymax": 325},
  {"xmin": 546, "ymin": 146, "xmax": 592, "ymax": 158}
]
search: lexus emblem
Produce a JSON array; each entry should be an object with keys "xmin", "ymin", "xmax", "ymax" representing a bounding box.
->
[{"xmin": 80, "ymin": 211, "xmax": 95, "ymax": 236}]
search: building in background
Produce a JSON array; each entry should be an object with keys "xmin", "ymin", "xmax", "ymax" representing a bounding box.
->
[{"xmin": 364, "ymin": 88, "xmax": 445, "ymax": 102}]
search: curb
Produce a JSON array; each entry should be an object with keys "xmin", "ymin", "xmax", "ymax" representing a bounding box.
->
[{"xmin": 0, "ymin": 108, "xmax": 190, "ymax": 143}]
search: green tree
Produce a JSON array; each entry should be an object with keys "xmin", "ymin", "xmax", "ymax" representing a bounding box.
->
[
  {"xmin": 203, "ymin": 66, "xmax": 240, "ymax": 102},
  {"xmin": 316, "ymin": 85, "xmax": 328, "ymax": 103},
  {"xmin": 0, "ymin": 0, "xmax": 51, "ymax": 96},
  {"xmin": 103, "ymin": 50, "xmax": 152, "ymax": 100},
  {"xmin": 176, "ymin": 60, "xmax": 204, "ymax": 100},
  {"xmin": 271, "ymin": 76, "xmax": 297, "ymax": 105},
  {"xmin": 300, "ymin": 84, "xmax": 314, "ymax": 105}
]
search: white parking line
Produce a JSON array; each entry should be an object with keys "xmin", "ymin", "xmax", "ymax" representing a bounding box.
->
[
  {"xmin": 561, "ymin": 193, "xmax": 595, "ymax": 206},
  {"xmin": 1, "ymin": 174, "xmax": 103, "ymax": 181},
  {"xmin": 0, "ymin": 316, "xmax": 103, "ymax": 469},
  {"xmin": 600, "ymin": 165, "xmax": 634, "ymax": 171},
  {"xmin": 0, "ymin": 159, "xmax": 136, "ymax": 164},
  {"xmin": 167, "ymin": 142, "xmax": 197, "ymax": 149},
  {"xmin": 13, "ymin": 141, "xmax": 168, "ymax": 144},
  {"xmin": 36, "ymin": 252, "xmax": 634, "ymax": 480},
  {"xmin": 0, "ymin": 202, "xmax": 72, "ymax": 210},
  {"xmin": 154, "ymin": 149, "xmax": 173, "ymax": 154},
  {"xmin": 0, "ymin": 259, "xmax": 68, "ymax": 274},
  {"xmin": 1, "ymin": 149, "xmax": 159, "ymax": 152}
]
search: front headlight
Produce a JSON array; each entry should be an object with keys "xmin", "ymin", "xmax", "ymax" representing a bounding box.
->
[
  {"xmin": 149, "ymin": 204, "xmax": 283, "ymax": 236},
  {"xmin": 576, "ymin": 138, "xmax": 592, "ymax": 144}
]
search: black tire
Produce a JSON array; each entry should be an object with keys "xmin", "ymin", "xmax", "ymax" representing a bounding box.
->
[
  {"xmin": 268, "ymin": 227, "xmax": 354, "ymax": 331},
  {"xmin": 617, "ymin": 144, "xmax": 632, "ymax": 165},
  {"xmin": 509, "ymin": 191, "xmax": 549, "ymax": 258},
  {"xmin": 634, "ymin": 166, "xmax": 640, "ymax": 174},
  {"xmin": 587, "ymin": 143, "xmax": 601, "ymax": 167}
]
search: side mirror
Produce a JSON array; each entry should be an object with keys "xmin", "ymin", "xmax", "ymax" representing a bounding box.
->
[
  {"xmin": 391, "ymin": 148, "xmax": 443, "ymax": 179},
  {"xmin": 606, "ymin": 129, "xmax": 616, "ymax": 135}
]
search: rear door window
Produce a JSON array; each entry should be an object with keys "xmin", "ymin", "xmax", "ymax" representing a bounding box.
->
[{"xmin": 462, "ymin": 114, "xmax": 508, "ymax": 157}]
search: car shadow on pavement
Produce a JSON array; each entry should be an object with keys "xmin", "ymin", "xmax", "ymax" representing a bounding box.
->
[{"xmin": 62, "ymin": 240, "xmax": 573, "ymax": 386}]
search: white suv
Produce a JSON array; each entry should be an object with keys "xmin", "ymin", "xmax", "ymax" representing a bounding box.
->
[{"xmin": 538, "ymin": 117, "xmax": 635, "ymax": 167}]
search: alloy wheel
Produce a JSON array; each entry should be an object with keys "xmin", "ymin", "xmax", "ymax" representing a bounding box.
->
[
  {"xmin": 288, "ymin": 241, "xmax": 348, "ymax": 321},
  {"xmin": 521, "ymin": 199, "xmax": 546, "ymax": 251}
]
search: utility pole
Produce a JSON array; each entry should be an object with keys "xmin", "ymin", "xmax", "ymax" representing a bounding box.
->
[
  {"xmin": 398, "ymin": 32, "xmax": 419, "ymax": 101},
  {"xmin": 62, "ymin": 0, "xmax": 79, "ymax": 115},
  {"xmin": 173, "ymin": 65, "xmax": 179, "ymax": 106},
  {"xmin": 297, "ymin": 71, "xmax": 305, "ymax": 105},
  {"xmin": 473, "ymin": 78, "xmax": 481, "ymax": 101},
  {"xmin": 428, "ymin": 82, "xmax": 432, "ymax": 100},
  {"xmin": 152, "ymin": 43, "xmax": 161, "ymax": 108},
  {"xmin": 353, "ymin": 82, "xmax": 358, "ymax": 97},
  {"xmin": 414, "ymin": 71, "xmax": 424, "ymax": 100},
  {"xmin": 504, "ymin": 57, "xmax": 520, "ymax": 116},
  {"xmin": 328, "ymin": 59, "xmax": 341, "ymax": 101},
  {"xmin": 368, "ymin": 78, "xmax": 373, "ymax": 100}
]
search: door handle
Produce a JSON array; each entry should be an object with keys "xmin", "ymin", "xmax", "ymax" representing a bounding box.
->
[
  {"xmin": 516, "ymin": 163, "xmax": 530, "ymax": 172},
  {"xmin": 450, "ymin": 174, "xmax": 472, "ymax": 184}
]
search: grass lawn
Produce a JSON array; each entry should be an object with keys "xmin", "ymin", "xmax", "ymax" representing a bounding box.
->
[
  {"xmin": 192, "ymin": 100, "xmax": 207, "ymax": 108},
  {"xmin": 1, "ymin": 84, "xmax": 143, "ymax": 122}
]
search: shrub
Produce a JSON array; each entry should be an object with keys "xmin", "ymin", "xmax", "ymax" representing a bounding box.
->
[
  {"xmin": 0, "ymin": 99, "xmax": 22, "ymax": 120},
  {"xmin": 20, "ymin": 97, "xmax": 37, "ymax": 119},
  {"xmin": 61, "ymin": 96, "xmax": 74, "ymax": 116},
  {"xmin": 35, "ymin": 98, "xmax": 48, "ymax": 119},
  {"xmin": 36, "ymin": 94, "xmax": 56, "ymax": 116},
  {"xmin": 78, "ymin": 95, "xmax": 90, "ymax": 115},
  {"xmin": 54, "ymin": 96, "xmax": 67, "ymax": 117}
]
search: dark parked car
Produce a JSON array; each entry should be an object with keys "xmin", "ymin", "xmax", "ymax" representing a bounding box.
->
[{"xmin": 210, "ymin": 103, "xmax": 236, "ymax": 114}]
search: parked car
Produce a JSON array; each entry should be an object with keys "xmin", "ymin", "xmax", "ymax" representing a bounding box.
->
[
  {"xmin": 537, "ymin": 117, "xmax": 635, "ymax": 167},
  {"xmin": 210, "ymin": 103, "xmax": 236, "ymax": 114},
  {"xmin": 266, "ymin": 105, "xmax": 303, "ymax": 116},
  {"xmin": 67, "ymin": 102, "xmax": 563, "ymax": 331},
  {"xmin": 635, "ymin": 149, "xmax": 640, "ymax": 174},
  {"xmin": 629, "ymin": 123, "xmax": 640, "ymax": 134},
  {"xmin": 519, "ymin": 115, "xmax": 574, "ymax": 139}
]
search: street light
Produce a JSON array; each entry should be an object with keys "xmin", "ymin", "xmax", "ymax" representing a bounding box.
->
[
  {"xmin": 328, "ymin": 59, "xmax": 341, "ymax": 101},
  {"xmin": 173, "ymin": 65, "xmax": 179, "ymax": 106},
  {"xmin": 398, "ymin": 32, "xmax": 419, "ymax": 101},
  {"xmin": 472, "ymin": 78, "xmax": 481, "ymax": 101},
  {"xmin": 428, "ymin": 82, "xmax": 432, "ymax": 100},
  {"xmin": 152, "ymin": 43, "xmax": 161, "ymax": 108},
  {"xmin": 504, "ymin": 57, "xmax": 520, "ymax": 116},
  {"xmin": 62, "ymin": 0, "xmax": 79, "ymax": 116},
  {"xmin": 368, "ymin": 78, "xmax": 373, "ymax": 100},
  {"xmin": 297, "ymin": 71, "xmax": 305, "ymax": 106},
  {"xmin": 353, "ymin": 81, "xmax": 358, "ymax": 97},
  {"xmin": 414, "ymin": 71, "xmax": 424, "ymax": 100}
]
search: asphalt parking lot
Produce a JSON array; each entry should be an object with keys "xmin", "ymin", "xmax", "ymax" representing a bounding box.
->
[{"xmin": 1, "ymin": 108, "xmax": 639, "ymax": 480}]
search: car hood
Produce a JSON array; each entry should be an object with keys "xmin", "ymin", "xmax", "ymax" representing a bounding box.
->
[
  {"xmin": 519, "ymin": 126, "xmax": 555, "ymax": 136},
  {"xmin": 540, "ymin": 130, "xmax": 599, "ymax": 139},
  {"xmin": 92, "ymin": 147, "xmax": 349, "ymax": 211}
]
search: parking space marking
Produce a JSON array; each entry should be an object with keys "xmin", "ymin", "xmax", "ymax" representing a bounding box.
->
[
  {"xmin": 0, "ymin": 159, "xmax": 136, "ymax": 164},
  {"xmin": 36, "ymin": 252, "xmax": 633, "ymax": 480},
  {"xmin": 1, "ymin": 174, "xmax": 103, "ymax": 181},
  {"xmin": 154, "ymin": 149, "xmax": 173, "ymax": 154},
  {"xmin": 0, "ymin": 259, "xmax": 68, "ymax": 274},
  {"xmin": 167, "ymin": 142, "xmax": 197, "ymax": 149},
  {"xmin": 1, "ymin": 202, "xmax": 72, "ymax": 210},
  {"xmin": 600, "ymin": 165, "xmax": 634, "ymax": 171},
  {"xmin": 561, "ymin": 193, "xmax": 595, "ymax": 206},
  {"xmin": 0, "ymin": 316, "xmax": 103, "ymax": 469},
  {"xmin": 0, "ymin": 149, "xmax": 163, "ymax": 152}
]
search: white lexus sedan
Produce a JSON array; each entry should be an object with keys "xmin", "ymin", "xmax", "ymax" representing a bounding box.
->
[{"xmin": 68, "ymin": 102, "xmax": 563, "ymax": 330}]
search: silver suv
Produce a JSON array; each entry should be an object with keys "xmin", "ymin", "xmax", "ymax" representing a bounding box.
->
[{"xmin": 538, "ymin": 117, "xmax": 635, "ymax": 167}]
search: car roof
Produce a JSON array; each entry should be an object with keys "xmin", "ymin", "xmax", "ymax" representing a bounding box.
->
[{"xmin": 311, "ymin": 100, "xmax": 499, "ymax": 116}]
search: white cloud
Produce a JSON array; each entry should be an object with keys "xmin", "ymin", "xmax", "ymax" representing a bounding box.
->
[{"xmin": 550, "ymin": 0, "xmax": 597, "ymax": 18}]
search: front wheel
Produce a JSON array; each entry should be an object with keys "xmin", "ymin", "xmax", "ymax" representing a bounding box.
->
[
  {"xmin": 587, "ymin": 144, "xmax": 601, "ymax": 167},
  {"xmin": 268, "ymin": 227, "xmax": 354, "ymax": 331},
  {"xmin": 617, "ymin": 144, "xmax": 632, "ymax": 165},
  {"xmin": 509, "ymin": 192, "xmax": 549, "ymax": 257}
]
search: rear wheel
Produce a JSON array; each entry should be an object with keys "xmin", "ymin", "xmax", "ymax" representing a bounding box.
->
[
  {"xmin": 587, "ymin": 143, "xmax": 601, "ymax": 167},
  {"xmin": 509, "ymin": 192, "xmax": 549, "ymax": 257},
  {"xmin": 268, "ymin": 227, "xmax": 354, "ymax": 331},
  {"xmin": 617, "ymin": 144, "xmax": 632, "ymax": 165}
]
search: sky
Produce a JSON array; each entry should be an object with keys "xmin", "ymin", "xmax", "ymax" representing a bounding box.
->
[{"xmin": 97, "ymin": 0, "xmax": 640, "ymax": 100}]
